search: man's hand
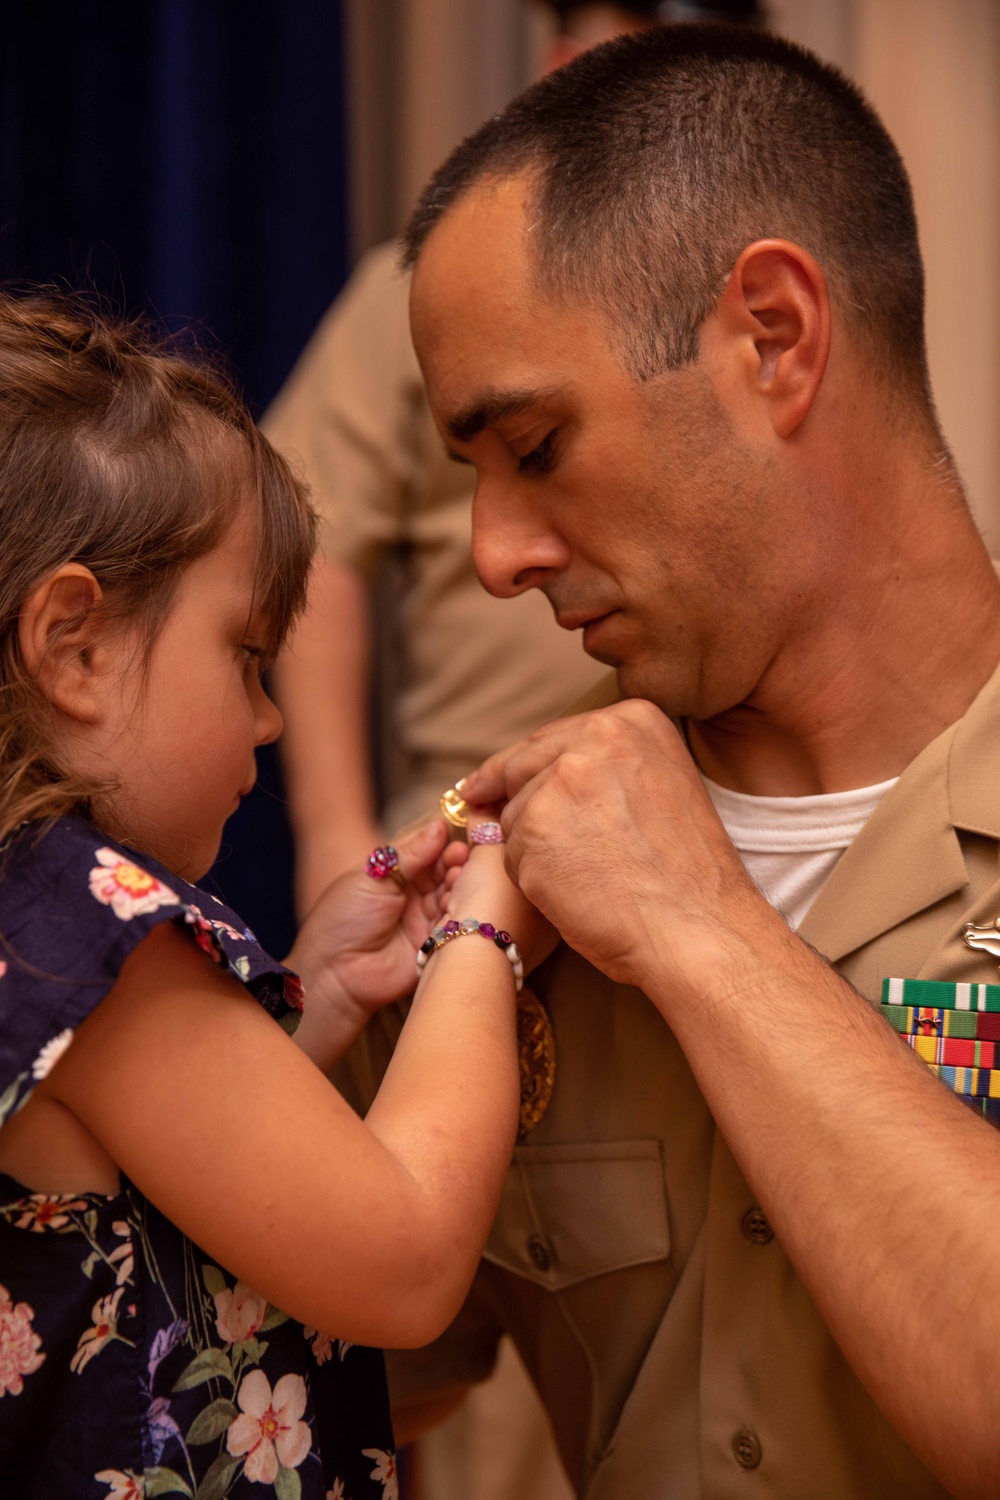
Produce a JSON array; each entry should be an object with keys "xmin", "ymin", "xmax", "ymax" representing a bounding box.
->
[{"xmin": 462, "ymin": 700, "xmax": 773, "ymax": 995}]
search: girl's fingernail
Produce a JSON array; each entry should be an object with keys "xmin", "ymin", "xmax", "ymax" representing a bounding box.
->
[{"xmin": 455, "ymin": 777, "xmax": 468, "ymax": 793}]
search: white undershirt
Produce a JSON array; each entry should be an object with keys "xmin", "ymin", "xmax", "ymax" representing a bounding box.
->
[{"xmin": 702, "ymin": 774, "xmax": 899, "ymax": 931}]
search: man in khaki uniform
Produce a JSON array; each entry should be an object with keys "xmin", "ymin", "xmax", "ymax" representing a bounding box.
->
[{"xmin": 343, "ymin": 24, "xmax": 1000, "ymax": 1500}]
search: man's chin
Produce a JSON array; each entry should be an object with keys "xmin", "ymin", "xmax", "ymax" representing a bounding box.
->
[
  {"xmin": 615, "ymin": 659, "xmax": 682, "ymax": 716},
  {"xmin": 584, "ymin": 640, "xmax": 621, "ymax": 669}
]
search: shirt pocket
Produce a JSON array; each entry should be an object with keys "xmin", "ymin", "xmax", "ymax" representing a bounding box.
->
[{"xmin": 483, "ymin": 1139, "xmax": 670, "ymax": 1289}]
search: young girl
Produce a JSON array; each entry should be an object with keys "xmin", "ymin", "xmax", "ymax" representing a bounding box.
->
[{"xmin": 0, "ymin": 291, "xmax": 536, "ymax": 1499}]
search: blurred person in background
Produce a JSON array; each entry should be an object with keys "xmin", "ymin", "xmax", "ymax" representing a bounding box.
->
[
  {"xmin": 266, "ymin": 0, "xmax": 764, "ymax": 918},
  {"xmin": 267, "ymin": 8, "xmax": 762, "ymax": 1500}
]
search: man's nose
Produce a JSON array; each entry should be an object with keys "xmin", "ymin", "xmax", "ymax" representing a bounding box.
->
[{"xmin": 472, "ymin": 480, "xmax": 569, "ymax": 598}]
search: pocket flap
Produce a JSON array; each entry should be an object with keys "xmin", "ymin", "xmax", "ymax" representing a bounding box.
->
[{"xmin": 484, "ymin": 1140, "xmax": 670, "ymax": 1290}]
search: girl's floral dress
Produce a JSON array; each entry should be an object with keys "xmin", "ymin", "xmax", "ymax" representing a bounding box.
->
[{"xmin": 0, "ymin": 817, "xmax": 397, "ymax": 1500}]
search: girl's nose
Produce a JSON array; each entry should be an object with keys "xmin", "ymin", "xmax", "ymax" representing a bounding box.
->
[{"xmin": 255, "ymin": 682, "xmax": 284, "ymax": 747}]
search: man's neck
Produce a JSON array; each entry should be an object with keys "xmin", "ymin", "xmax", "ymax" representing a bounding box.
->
[{"xmin": 688, "ymin": 465, "xmax": 1000, "ymax": 798}]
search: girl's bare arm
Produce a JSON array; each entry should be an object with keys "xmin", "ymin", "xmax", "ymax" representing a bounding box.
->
[{"xmin": 38, "ymin": 911, "xmax": 519, "ymax": 1350}]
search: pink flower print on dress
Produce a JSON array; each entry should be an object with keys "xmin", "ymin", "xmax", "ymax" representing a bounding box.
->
[
  {"xmin": 226, "ymin": 1369, "xmax": 312, "ymax": 1483},
  {"xmin": 213, "ymin": 1280, "xmax": 267, "ymax": 1344},
  {"xmin": 94, "ymin": 1472, "xmax": 143, "ymax": 1500},
  {"xmin": 0, "ymin": 1281, "xmax": 45, "ymax": 1395},
  {"xmin": 108, "ymin": 1221, "xmax": 134, "ymax": 1286},
  {"xmin": 71, "ymin": 1286, "xmax": 125, "ymax": 1373},
  {"xmin": 284, "ymin": 974, "xmax": 305, "ymax": 1011},
  {"xmin": 183, "ymin": 910, "xmax": 223, "ymax": 964},
  {"xmin": 363, "ymin": 1449, "xmax": 399, "ymax": 1500},
  {"xmin": 13, "ymin": 1192, "xmax": 90, "ymax": 1232},
  {"xmin": 304, "ymin": 1326, "xmax": 353, "ymax": 1365},
  {"xmin": 31, "ymin": 1027, "xmax": 74, "ymax": 1080},
  {"xmin": 304, "ymin": 1325, "xmax": 332, "ymax": 1364},
  {"xmin": 89, "ymin": 849, "xmax": 180, "ymax": 921},
  {"xmin": 185, "ymin": 903, "xmax": 245, "ymax": 943}
]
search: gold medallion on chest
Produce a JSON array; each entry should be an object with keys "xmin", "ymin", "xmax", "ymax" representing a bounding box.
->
[{"xmin": 517, "ymin": 989, "xmax": 556, "ymax": 1136}]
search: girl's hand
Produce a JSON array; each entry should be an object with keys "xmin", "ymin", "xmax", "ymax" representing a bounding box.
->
[
  {"xmin": 446, "ymin": 810, "xmax": 557, "ymax": 975},
  {"xmin": 287, "ymin": 819, "xmax": 466, "ymax": 1066}
]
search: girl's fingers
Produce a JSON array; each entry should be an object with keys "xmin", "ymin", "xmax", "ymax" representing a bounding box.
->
[{"xmin": 391, "ymin": 818, "xmax": 450, "ymax": 887}]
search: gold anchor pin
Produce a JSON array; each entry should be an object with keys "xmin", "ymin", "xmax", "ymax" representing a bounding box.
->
[{"xmin": 440, "ymin": 785, "xmax": 471, "ymax": 829}]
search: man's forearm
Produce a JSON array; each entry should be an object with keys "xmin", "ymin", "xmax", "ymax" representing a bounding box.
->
[
  {"xmin": 272, "ymin": 554, "xmax": 381, "ymax": 913},
  {"xmin": 642, "ymin": 917, "xmax": 1000, "ymax": 1500}
]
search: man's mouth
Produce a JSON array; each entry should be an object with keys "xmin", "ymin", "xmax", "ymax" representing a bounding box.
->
[
  {"xmin": 554, "ymin": 607, "xmax": 624, "ymax": 660},
  {"xmin": 555, "ymin": 607, "xmax": 616, "ymax": 633}
]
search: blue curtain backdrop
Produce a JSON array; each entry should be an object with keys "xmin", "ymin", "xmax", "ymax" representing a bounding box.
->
[{"xmin": 1, "ymin": 0, "xmax": 351, "ymax": 958}]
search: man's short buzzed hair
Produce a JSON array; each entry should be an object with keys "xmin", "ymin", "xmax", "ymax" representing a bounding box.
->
[{"xmin": 404, "ymin": 25, "xmax": 928, "ymax": 396}]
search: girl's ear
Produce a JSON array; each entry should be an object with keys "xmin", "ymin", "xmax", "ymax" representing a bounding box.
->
[{"xmin": 18, "ymin": 565, "xmax": 111, "ymax": 723}]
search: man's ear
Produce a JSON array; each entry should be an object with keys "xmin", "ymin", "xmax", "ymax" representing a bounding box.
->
[
  {"xmin": 18, "ymin": 565, "xmax": 111, "ymax": 723},
  {"xmin": 712, "ymin": 238, "xmax": 832, "ymax": 439}
]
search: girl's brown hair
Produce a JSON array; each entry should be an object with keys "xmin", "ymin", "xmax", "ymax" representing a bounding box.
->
[{"xmin": 0, "ymin": 287, "xmax": 317, "ymax": 844}]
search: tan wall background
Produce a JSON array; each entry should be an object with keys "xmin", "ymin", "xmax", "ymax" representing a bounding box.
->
[{"xmin": 343, "ymin": 0, "xmax": 1000, "ymax": 542}]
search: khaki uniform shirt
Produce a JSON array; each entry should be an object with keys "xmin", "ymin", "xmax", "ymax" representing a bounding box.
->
[
  {"xmin": 342, "ymin": 660, "xmax": 1000, "ymax": 1499},
  {"xmin": 262, "ymin": 243, "xmax": 605, "ymax": 826}
]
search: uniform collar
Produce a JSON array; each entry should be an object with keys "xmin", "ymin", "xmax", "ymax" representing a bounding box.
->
[
  {"xmin": 799, "ymin": 655, "xmax": 1000, "ymax": 961},
  {"xmin": 584, "ymin": 661, "xmax": 1000, "ymax": 963}
]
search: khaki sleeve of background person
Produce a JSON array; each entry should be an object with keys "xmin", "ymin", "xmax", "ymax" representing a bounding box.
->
[{"xmin": 264, "ymin": 244, "xmax": 422, "ymax": 908}]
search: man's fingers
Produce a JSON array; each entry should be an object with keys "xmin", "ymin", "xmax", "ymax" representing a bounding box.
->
[
  {"xmin": 463, "ymin": 716, "xmax": 583, "ymax": 805},
  {"xmin": 498, "ymin": 765, "xmax": 555, "ymax": 881},
  {"xmin": 458, "ymin": 750, "xmax": 518, "ymax": 808}
]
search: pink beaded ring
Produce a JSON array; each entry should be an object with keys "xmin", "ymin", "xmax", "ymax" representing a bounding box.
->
[
  {"xmin": 364, "ymin": 844, "xmax": 407, "ymax": 890},
  {"xmin": 469, "ymin": 821, "xmax": 504, "ymax": 846}
]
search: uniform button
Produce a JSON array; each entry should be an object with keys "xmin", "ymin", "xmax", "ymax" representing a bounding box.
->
[
  {"xmin": 527, "ymin": 1233, "xmax": 552, "ymax": 1272},
  {"xmin": 733, "ymin": 1429, "xmax": 762, "ymax": 1469},
  {"xmin": 742, "ymin": 1207, "xmax": 774, "ymax": 1245}
]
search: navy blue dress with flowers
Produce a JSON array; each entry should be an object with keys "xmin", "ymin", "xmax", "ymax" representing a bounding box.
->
[{"xmin": 0, "ymin": 816, "xmax": 396, "ymax": 1500}]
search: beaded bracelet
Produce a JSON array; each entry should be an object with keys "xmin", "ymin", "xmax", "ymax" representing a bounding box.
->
[{"xmin": 416, "ymin": 919, "xmax": 524, "ymax": 993}]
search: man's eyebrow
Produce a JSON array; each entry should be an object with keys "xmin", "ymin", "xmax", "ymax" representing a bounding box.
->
[{"xmin": 445, "ymin": 387, "xmax": 557, "ymax": 445}]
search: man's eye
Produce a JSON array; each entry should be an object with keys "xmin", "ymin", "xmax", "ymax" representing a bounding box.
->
[{"xmin": 517, "ymin": 431, "xmax": 557, "ymax": 475}]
